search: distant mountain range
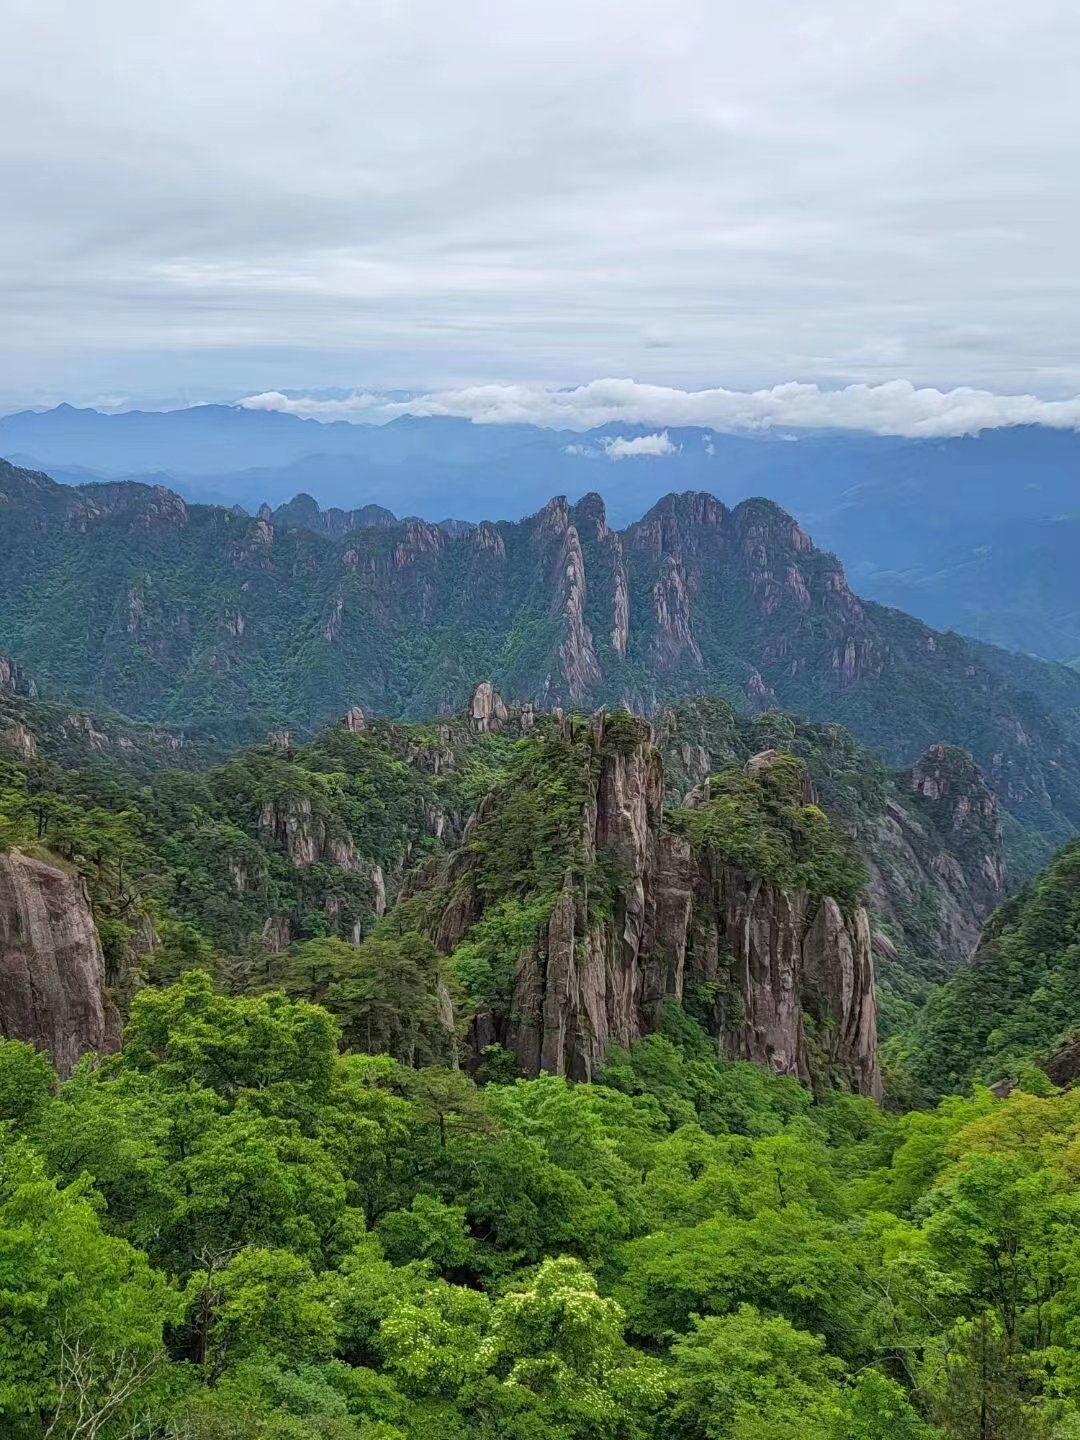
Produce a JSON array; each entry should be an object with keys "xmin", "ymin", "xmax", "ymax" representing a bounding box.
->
[
  {"xmin": 4, "ymin": 455, "xmax": 1080, "ymax": 873},
  {"xmin": 3, "ymin": 403, "xmax": 1080, "ymax": 659}
]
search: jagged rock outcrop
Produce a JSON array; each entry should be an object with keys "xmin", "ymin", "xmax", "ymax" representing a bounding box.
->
[
  {"xmin": 0, "ymin": 722, "xmax": 37, "ymax": 761},
  {"xmin": 655, "ymin": 699, "xmax": 1007, "ymax": 982},
  {"xmin": 0, "ymin": 850, "xmax": 120, "ymax": 1074},
  {"xmin": 611, "ymin": 554, "xmax": 630, "ymax": 658},
  {"xmin": 651, "ymin": 556, "xmax": 701, "ymax": 665},
  {"xmin": 469, "ymin": 681, "xmax": 509, "ymax": 734},
  {"xmin": 0, "ymin": 657, "xmax": 36, "ymax": 697},
  {"xmin": 427, "ymin": 712, "xmax": 881, "ymax": 1097},
  {"xmin": 553, "ymin": 524, "xmax": 602, "ymax": 699},
  {"xmin": 272, "ymin": 494, "xmax": 398, "ymax": 537},
  {"xmin": 343, "ymin": 706, "xmax": 367, "ymax": 733},
  {"xmin": 257, "ymin": 795, "xmax": 360, "ymax": 870}
]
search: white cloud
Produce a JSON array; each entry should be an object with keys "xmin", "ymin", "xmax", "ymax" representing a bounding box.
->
[
  {"xmin": 238, "ymin": 390, "xmax": 386, "ymax": 417},
  {"xmin": 235, "ymin": 378, "xmax": 1080, "ymax": 439},
  {"xmin": 602, "ymin": 431, "xmax": 680, "ymax": 459}
]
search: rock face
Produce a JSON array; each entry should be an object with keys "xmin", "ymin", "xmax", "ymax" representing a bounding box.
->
[
  {"xmin": 465, "ymin": 682, "xmax": 540, "ymax": 740},
  {"xmin": 469, "ymin": 681, "xmax": 509, "ymax": 734},
  {"xmin": 866, "ymin": 744, "xmax": 1006, "ymax": 970},
  {"xmin": 0, "ymin": 850, "xmax": 119, "ymax": 1075},
  {"xmin": 656, "ymin": 700, "xmax": 1007, "ymax": 982},
  {"xmin": 257, "ymin": 795, "xmax": 360, "ymax": 870},
  {"xmin": 0, "ymin": 657, "xmax": 36, "ymax": 697},
  {"xmin": 429, "ymin": 712, "xmax": 881, "ymax": 1097}
]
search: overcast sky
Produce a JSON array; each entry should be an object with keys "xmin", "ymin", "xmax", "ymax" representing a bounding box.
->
[{"xmin": 4, "ymin": 0, "xmax": 1080, "ymax": 429}]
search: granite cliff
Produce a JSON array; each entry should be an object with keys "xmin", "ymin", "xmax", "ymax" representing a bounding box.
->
[
  {"xmin": 0, "ymin": 849, "xmax": 119, "ymax": 1075},
  {"xmin": 417, "ymin": 708, "xmax": 881, "ymax": 1096}
]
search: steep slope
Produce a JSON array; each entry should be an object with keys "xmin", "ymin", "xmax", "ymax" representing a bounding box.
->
[
  {"xmin": 897, "ymin": 838, "xmax": 1080, "ymax": 1096},
  {"xmin": 0, "ymin": 848, "xmax": 120, "ymax": 1074},
  {"xmin": 404, "ymin": 709, "xmax": 879, "ymax": 1094},
  {"xmin": 0, "ymin": 660, "xmax": 214, "ymax": 775},
  {"xmin": 656, "ymin": 699, "xmax": 1006, "ymax": 1029}
]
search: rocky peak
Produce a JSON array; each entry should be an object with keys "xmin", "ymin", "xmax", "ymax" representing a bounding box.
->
[
  {"xmin": 342, "ymin": 706, "xmax": 367, "ymax": 733},
  {"xmin": 860, "ymin": 744, "xmax": 1007, "ymax": 972},
  {"xmin": 747, "ymin": 747, "xmax": 817, "ymax": 803},
  {"xmin": 570, "ymin": 491, "xmax": 609, "ymax": 540},
  {"xmin": 536, "ymin": 495, "xmax": 570, "ymax": 538},
  {"xmin": 469, "ymin": 681, "xmax": 510, "ymax": 733},
  {"xmin": 907, "ymin": 743, "xmax": 999, "ymax": 821},
  {"xmin": 393, "ymin": 518, "xmax": 443, "ymax": 568},
  {"xmin": 424, "ymin": 711, "xmax": 880, "ymax": 1096},
  {"xmin": 631, "ymin": 490, "xmax": 727, "ymax": 558},
  {"xmin": 0, "ymin": 656, "xmax": 36, "ymax": 697},
  {"xmin": 273, "ymin": 494, "xmax": 399, "ymax": 537},
  {"xmin": 907, "ymin": 742, "xmax": 1007, "ymax": 891}
]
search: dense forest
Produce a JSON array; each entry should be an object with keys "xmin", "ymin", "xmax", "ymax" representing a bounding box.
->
[{"xmin": 8, "ymin": 986, "xmax": 1080, "ymax": 1439}]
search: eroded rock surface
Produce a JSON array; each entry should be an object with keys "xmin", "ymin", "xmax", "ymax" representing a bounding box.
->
[
  {"xmin": 427, "ymin": 712, "xmax": 881, "ymax": 1096},
  {"xmin": 0, "ymin": 850, "xmax": 120, "ymax": 1074}
]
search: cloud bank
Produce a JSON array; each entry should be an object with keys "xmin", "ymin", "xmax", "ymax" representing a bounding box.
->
[{"xmin": 238, "ymin": 379, "xmax": 1080, "ymax": 439}]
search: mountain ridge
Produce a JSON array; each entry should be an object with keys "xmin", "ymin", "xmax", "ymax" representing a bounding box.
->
[
  {"xmin": 9, "ymin": 404, "xmax": 1080, "ymax": 659},
  {"xmin": 3, "ymin": 457, "xmax": 1080, "ymax": 869}
]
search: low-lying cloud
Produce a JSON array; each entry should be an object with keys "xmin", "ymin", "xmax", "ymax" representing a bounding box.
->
[
  {"xmin": 238, "ymin": 379, "xmax": 1080, "ymax": 439},
  {"xmin": 602, "ymin": 431, "xmax": 680, "ymax": 459}
]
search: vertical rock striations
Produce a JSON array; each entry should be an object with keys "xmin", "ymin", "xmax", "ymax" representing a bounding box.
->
[
  {"xmin": 0, "ymin": 850, "xmax": 120, "ymax": 1075},
  {"xmin": 0, "ymin": 657, "xmax": 36, "ymax": 697},
  {"xmin": 426, "ymin": 711, "xmax": 881, "ymax": 1097}
]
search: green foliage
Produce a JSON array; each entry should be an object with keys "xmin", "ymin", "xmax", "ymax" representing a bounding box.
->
[
  {"xmin": 0, "ymin": 1137, "xmax": 179, "ymax": 1437},
  {"xmin": 14, "ymin": 969, "xmax": 1080, "ymax": 1437},
  {"xmin": 0, "ymin": 1041, "xmax": 54, "ymax": 1128},
  {"xmin": 897, "ymin": 838, "xmax": 1080, "ymax": 1096},
  {"xmin": 670, "ymin": 754, "xmax": 867, "ymax": 912}
]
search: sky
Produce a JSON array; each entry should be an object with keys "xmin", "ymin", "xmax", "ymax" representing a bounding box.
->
[{"xmin": 4, "ymin": 0, "xmax": 1080, "ymax": 430}]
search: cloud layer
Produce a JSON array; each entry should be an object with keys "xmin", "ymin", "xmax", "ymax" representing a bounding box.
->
[
  {"xmin": 4, "ymin": 2, "xmax": 1080, "ymax": 408},
  {"xmin": 238, "ymin": 379, "xmax": 1080, "ymax": 438}
]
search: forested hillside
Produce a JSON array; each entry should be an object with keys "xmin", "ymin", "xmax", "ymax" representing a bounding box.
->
[
  {"xmin": 4, "ymin": 462, "xmax": 1080, "ymax": 870},
  {"xmin": 6, "ymin": 675, "xmax": 1080, "ymax": 1435},
  {"xmin": 0, "ymin": 682, "xmax": 1009, "ymax": 1071},
  {"xmin": 897, "ymin": 839, "xmax": 1080, "ymax": 1098}
]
